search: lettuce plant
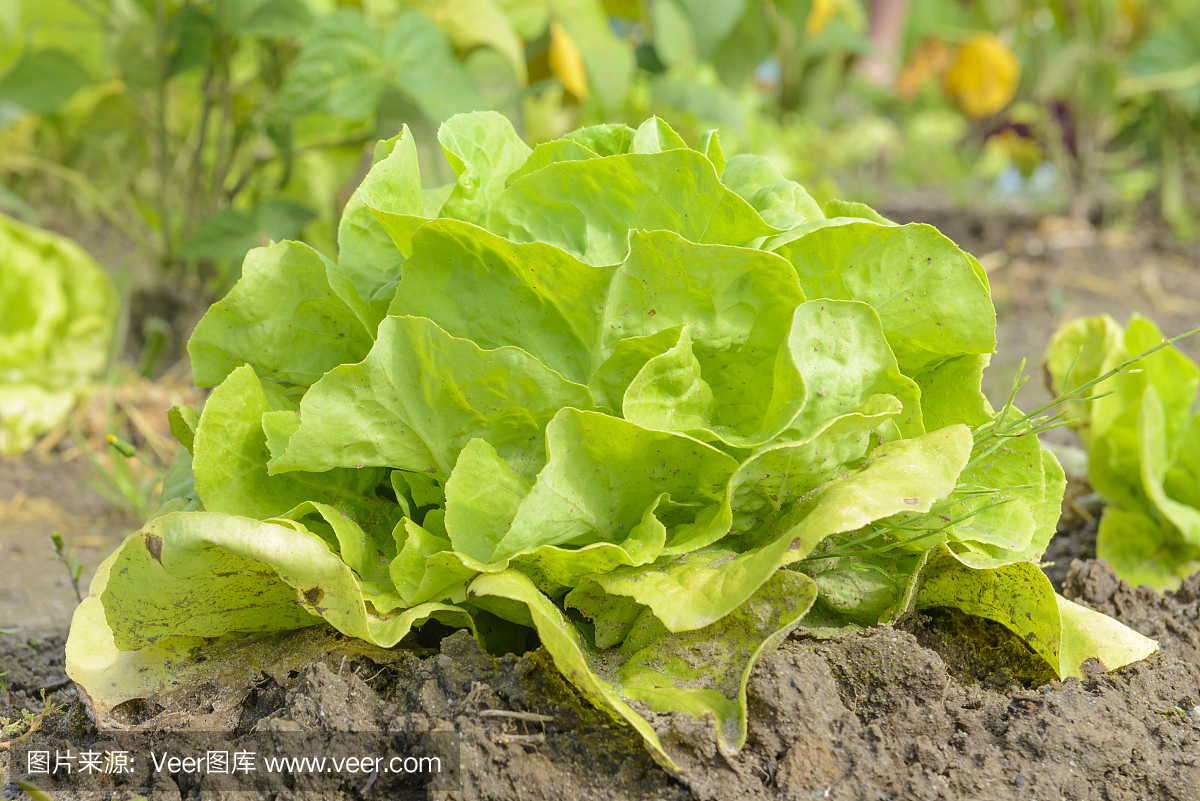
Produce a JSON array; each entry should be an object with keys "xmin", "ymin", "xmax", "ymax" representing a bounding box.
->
[
  {"xmin": 67, "ymin": 114, "xmax": 1155, "ymax": 767},
  {"xmin": 0, "ymin": 214, "xmax": 117, "ymax": 454},
  {"xmin": 1045, "ymin": 315, "xmax": 1200, "ymax": 591}
]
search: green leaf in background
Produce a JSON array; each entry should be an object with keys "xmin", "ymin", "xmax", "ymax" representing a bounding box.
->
[
  {"xmin": 234, "ymin": 0, "xmax": 316, "ymax": 39},
  {"xmin": 1139, "ymin": 386, "xmax": 1200, "ymax": 545},
  {"xmin": 496, "ymin": 0, "xmax": 550, "ymax": 39},
  {"xmin": 384, "ymin": 11, "xmax": 486, "ymax": 123},
  {"xmin": 650, "ymin": 0, "xmax": 697, "ymax": 70},
  {"xmin": 0, "ymin": 48, "xmax": 89, "ymax": 114},
  {"xmin": 1045, "ymin": 313, "xmax": 1200, "ymax": 590},
  {"xmin": 1096, "ymin": 507, "xmax": 1200, "ymax": 591},
  {"xmin": 414, "ymin": 0, "xmax": 528, "ymax": 84},
  {"xmin": 676, "ymin": 0, "xmax": 746, "ymax": 56},
  {"xmin": 181, "ymin": 200, "xmax": 316, "ymax": 265},
  {"xmin": 274, "ymin": 9, "xmax": 384, "ymax": 121},
  {"xmin": 166, "ymin": 5, "xmax": 216, "ymax": 78}
]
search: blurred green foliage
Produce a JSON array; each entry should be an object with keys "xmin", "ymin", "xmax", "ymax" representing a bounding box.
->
[{"xmin": 0, "ymin": 0, "xmax": 1196, "ymax": 310}]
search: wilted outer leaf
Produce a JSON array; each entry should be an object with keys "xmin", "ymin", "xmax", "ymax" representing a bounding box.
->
[
  {"xmin": 468, "ymin": 570, "xmax": 676, "ymax": 769},
  {"xmin": 915, "ymin": 545, "xmax": 1157, "ymax": 679},
  {"xmin": 943, "ymin": 33, "xmax": 1021, "ymax": 119},
  {"xmin": 99, "ymin": 511, "xmax": 472, "ymax": 650},
  {"xmin": 612, "ymin": 568, "xmax": 816, "ymax": 754}
]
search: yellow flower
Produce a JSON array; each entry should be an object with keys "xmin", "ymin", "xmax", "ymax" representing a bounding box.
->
[{"xmin": 943, "ymin": 33, "xmax": 1021, "ymax": 119}]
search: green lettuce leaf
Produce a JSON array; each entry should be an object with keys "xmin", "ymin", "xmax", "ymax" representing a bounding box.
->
[
  {"xmin": 488, "ymin": 148, "xmax": 777, "ymax": 265},
  {"xmin": 783, "ymin": 222, "xmax": 995, "ymax": 374},
  {"xmin": 268, "ymin": 316, "xmax": 594, "ymax": 481},
  {"xmin": 188, "ymin": 241, "xmax": 374, "ymax": 389}
]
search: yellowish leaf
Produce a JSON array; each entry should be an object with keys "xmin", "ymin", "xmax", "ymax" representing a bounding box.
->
[
  {"xmin": 806, "ymin": 0, "xmax": 836, "ymax": 37},
  {"xmin": 943, "ymin": 33, "xmax": 1021, "ymax": 119},
  {"xmin": 549, "ymin": 20, "xmax": 589, "ymax": 101}
]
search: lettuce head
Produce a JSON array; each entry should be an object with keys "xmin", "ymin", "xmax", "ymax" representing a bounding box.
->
[
  {"xmin": 0, "ymin": 213, "xmax": 117, "ymax": 454},
  {"xmin": 67, "ymin": 115, "xmax": 1155, "ymax": 768}
]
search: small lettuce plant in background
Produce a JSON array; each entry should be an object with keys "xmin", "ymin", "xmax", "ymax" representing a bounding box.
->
[
  {"xmin": 67, "ymin": 114, "xmax": 1155, "ymax": 767},
  {"xmin": 1045, "ymin": 314, "xmax": 1200, "ymax": 591},
  {"xmin": 0, "ymin": 214, "xmax": 117, "ymax": 455}
]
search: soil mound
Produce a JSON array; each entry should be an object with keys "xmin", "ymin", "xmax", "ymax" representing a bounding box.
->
[{"xmin": 3, "ymin": 559, "xmax": 1198, "ymax": 801}]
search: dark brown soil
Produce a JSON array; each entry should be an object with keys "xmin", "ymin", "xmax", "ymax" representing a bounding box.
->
[{"xmin": 3, "ymin": 555, "xmax": 1199, "ymax": 801}]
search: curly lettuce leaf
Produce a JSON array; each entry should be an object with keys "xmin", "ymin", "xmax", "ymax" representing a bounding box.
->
[
  {"xmin": 783, "ymin": 221, "xmax": 996, "ymax": 374},
  {"xmin": 268, "ymin": 316, "xmax": 594, "ymax": 481},
  {"xmin": 488, "ymin": 148, "xmax": 777, "ymax": 265},
  {"xmin": 188, "ymin": 241, "xmax": 374, "ymax": 389}
]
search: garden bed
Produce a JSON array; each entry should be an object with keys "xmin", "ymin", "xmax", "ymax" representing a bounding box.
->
[{"xmin": 3, "ymin": 526, "xmax": 1198, "ymax": 801}]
